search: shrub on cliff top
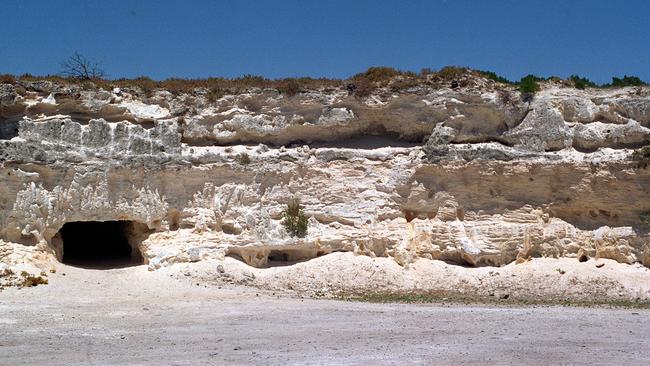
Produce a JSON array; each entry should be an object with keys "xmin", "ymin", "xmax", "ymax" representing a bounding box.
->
[
  {"xmin": 569, "ymin": 75, "xmax": 596, "ymax": 90},
  {"xmin": 478, "ymin": 70, "xmax": 512, "ymax": 84},
  {"xmin": 353, "ymin": 67, "xmax": 401, "ymax": 83},
  {"xmin": 518, "ymin": 75, "xmax": 541, "ymax": 95},
  {"xmin": 348, "ymin": 67, "xmax": 401, "ymax": 97},
  {"xmin": 436, "ymin": 66, "xmax": 468, "ymax": 80},
  {"xmin": 275, "ymin": 78, "xmax": 301, "ymax": 96},
  {"xmin": 282, "ymin": 198, "xmax": 308, "ymax": 238},
  {"xmin": 610, "ymin": 75, "xmax": 647, "ymax": 87}
]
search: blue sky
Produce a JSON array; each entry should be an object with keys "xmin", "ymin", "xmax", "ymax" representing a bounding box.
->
[{"xmin": 1, "ymin": 0, "xmax": 648, "ymax": 83}]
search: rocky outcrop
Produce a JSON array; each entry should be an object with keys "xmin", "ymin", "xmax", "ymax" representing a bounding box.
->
[{"xmin": 0, "ymin": 76, "xmax": 649, "ymax": 274}]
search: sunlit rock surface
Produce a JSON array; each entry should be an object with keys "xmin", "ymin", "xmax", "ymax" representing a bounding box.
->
[{"xmin": 1, "ymin": 76, "xmax": 648, "ymax": 272}]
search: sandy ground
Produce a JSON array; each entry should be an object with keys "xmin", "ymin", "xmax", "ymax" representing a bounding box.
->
[{"xmin": 1, "ymin": 259, "xmax": 650, "ymax": 366}]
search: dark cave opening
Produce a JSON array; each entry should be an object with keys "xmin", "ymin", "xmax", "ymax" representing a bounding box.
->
[{"xmin": 58, "ymin": 221, "xmax": 143, "ymax": 268}]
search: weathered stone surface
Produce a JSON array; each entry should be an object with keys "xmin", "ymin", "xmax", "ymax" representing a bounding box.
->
[{"xmin": 0, "ymin": 77, "xmax": 648, "ymax": 272}]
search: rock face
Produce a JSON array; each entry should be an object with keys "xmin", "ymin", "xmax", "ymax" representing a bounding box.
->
[{"xmin": 1, "ymin": 76, "xmax": 649, "ymax": 273}]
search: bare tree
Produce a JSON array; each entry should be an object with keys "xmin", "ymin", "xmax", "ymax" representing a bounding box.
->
[{"xmin": 61, "ymin": 52, "xmax": 106, "ymax": 80}]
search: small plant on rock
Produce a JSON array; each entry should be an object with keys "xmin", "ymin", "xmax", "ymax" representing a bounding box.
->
[
  {"xmin": 19, "ymin": 271, "xmax": 48, "ymax": 287},
  {"xmin": 632, "ymin": 145, "xmax": 650, "ymax": 169},
  {"xmin": 639, "ymin": 211, "xmax": 650, "ymax": 226},
  {"xmin": 236, "ymin": 152, "xmax": 251, "ymax": 165},
  {"xmin": 282, "ymin": 198, "xmax": 308, "ymax": 237}
]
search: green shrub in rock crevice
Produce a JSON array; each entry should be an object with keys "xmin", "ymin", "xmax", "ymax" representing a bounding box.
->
[
  {"xmin": 282, "ymin": 198, "xmax": 308, "ymax": 237},
  {"xmin": 632, "ymin": 145, "xmax": 650, "ymax": 169}
]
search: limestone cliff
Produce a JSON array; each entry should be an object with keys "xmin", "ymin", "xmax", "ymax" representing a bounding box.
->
[{"xmin": 1, "ymin": 74, "xmax": 649, "ymax": 275}]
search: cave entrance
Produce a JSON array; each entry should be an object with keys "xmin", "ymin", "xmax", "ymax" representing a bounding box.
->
[{"xmin": 57, "ymin": 221, "xmax": 144, "ymax": 268}]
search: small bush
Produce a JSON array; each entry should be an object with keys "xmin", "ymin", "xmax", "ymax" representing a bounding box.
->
[
  {"xmin": 354, "ymin": 66, "xmax": 401, "ymax": 83},
  {"xmin": 282, "ymin": 198, "xmax": 308, "ymax": 237},
  {"xmin": 348, "ymin": 67, "xmax": 404, "ymax": 97},
  {"xmin": 640, "ymin": 211, "xmax": 650, "ymax": 226},
  {"xmin": 349, "ymin": 77, "xmax": 373, "ymax": 97},
  {"xmin": 419, "ymin": 67, "xmax": 435, "ymax": 76},
  {"xmin": 205, "ymin": 87, "xmax": 226, "ymax": 103},
  {"xmin": 116, "ymin": 76, "xmax": 157, "ymax": 96},
  {"xmin": 276, "ymin": 78, "xmax": 301, "ymax": 96},
  {"xmin": 632, "ymin": 145, "xmax": 650, "ymax": 169},
  {"xmin": 478, "ymin": 70, "xmax": 512, "ymax": 84},
  {"xmin": 610, "ymin": 75, "xmax": 647, "ymax": 87},
  {"xmin": 569, "ymin": 75, "xmax": 596, "ymax": 90},
  {"xmin": 236, "ymin": 152, "xmax": 251, "ymax": 165},
  {"xmin": 436, "ymin": 66, "xmax": 468, "ymax": 80},
  {"xmin": 389, "ymin": 77, "xmax": 421, "ymax": 92},
  {"xmin": 518, "ymin": 74, "xmax": 541, "ymax": 95},
  {"xmin": 19, "ymin": 271, "xmax": 48, "ymax": 287}
]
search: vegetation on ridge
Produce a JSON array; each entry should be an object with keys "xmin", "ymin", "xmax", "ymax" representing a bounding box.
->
[
  {"xmin": 1, "ymin": 54, "xmax": 647, "ymax": 97},
  {"xmin": 569, "ymin": 75, "xmax": 597, "ymax": 90},
  {"xmin": 609, "ymin": 75, "xmax": 647, "ymax": 87},
  {"xmin": 518, "ymin": 74, "xmax": 541, "ymax": 95}
]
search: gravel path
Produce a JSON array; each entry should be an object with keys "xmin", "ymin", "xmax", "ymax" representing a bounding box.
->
[{"xmin": 0, "ymin": 264, "xmax": 648, "ymax": 365}]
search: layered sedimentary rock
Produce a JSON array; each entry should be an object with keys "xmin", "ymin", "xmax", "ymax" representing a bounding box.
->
[{"xmin": 0, "ymin": 76, "xmax": 649, "ymax": 273}]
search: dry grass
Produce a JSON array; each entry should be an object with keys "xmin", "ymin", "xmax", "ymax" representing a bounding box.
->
[
  {"xmin": 0, "ymin": 74, "xmax": 16, "ymax": 84},
  {"xmin": 5, "ymin": 65, "xmax": 581, "ymax": 98},
  {"xmin": 18, "ymin": 271, "xmax": 48, "ymax": 287},
  {"xmin": 12, "ymin": 73, "xmax": 341, "ymax": 97},
  {"xmin": 8, "ymin": 66, "xmax": 473, "ymax": 98}
]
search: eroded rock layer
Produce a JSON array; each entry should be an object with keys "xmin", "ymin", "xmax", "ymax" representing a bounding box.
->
[{"xmin": 1, "ymin": 76, "xmax": 649, "ymax": 273}]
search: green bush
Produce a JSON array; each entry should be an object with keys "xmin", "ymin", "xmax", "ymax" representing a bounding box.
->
[
  {"xmin": 640, "ymin": 211, "xmax": 650, "ymax": 226},
  {"xmin": 632, "ymin": 145, "xmax": 650, "ymax": 169},
  {"xmin": 282, "ymin": 198, "xmax": 308, "ymax": 237},
  {"xmin": 610, "ymin": 75, "xmax": 647, "ymax": 87},
  {"xmin": 518, "ymin": 74, "xmax": 541, "ymax": 94},
  {"xmin": 569, "ymin": 75, "xmax": 596, "ymax": 90},
  {"xmin": 478, "ymin": 70, "xmax": 512, "ymax": 84}
]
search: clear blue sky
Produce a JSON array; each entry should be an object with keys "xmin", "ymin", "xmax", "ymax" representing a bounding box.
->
[{"xmin": 1, "ymin": 0, "xmax": 648, "ymax": 83}]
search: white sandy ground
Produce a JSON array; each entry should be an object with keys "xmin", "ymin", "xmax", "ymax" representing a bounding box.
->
[{"xmin": 1, "ymin": 255, "xmax": 650, "ymax": 365}]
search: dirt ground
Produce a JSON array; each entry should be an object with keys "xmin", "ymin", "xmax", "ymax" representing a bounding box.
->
[{"xmin": 1, "ymin": 258, "xmax": 649, "ymax": 365}]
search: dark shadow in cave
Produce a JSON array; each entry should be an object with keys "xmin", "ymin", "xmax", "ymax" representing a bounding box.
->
[{"xmin": 59, "ymin": 221, "xmax": 143, "ymax": 269}]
